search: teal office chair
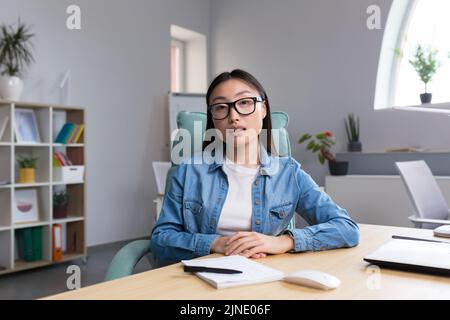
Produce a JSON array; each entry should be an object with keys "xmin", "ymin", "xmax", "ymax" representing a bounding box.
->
[{"xmin": 104, "ymin": 111, "xmax": 292, "ymax": 281}]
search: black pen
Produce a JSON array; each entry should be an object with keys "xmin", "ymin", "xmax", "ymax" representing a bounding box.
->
[
  {"xmin": 183, "ymin": 265, "xmax": 243, "ymax": 274},
  {"xmin": 392, "ymin": 235, "xmax": 449, "ymax": 244}
]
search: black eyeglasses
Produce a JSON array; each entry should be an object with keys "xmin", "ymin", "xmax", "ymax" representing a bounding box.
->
[{"xmin": 208, "ymin": 97, "xmax": 264, "ymax": 120}]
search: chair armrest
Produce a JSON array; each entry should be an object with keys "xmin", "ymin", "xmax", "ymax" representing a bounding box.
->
[
  {"xmin": 104, "ymin": 239, "xmax": 151, "ymax": 282},
  {"xmin": 408, "ymin": 215, "xmax": 450, "ymax": 225}
]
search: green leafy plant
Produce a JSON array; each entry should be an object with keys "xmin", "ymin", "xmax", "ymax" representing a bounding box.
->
[
  {"xmin": 344, "ymin": 113, "xmax": 359, "ymax": 143},
  {"xmin": 0, "ymin": 19, "xmax": 35, "ymax": 77},
  {"xmin": 53, "ymin": 191, "xmax": 69, "ymax": 207},
  {"xmin": 409, "ymin": 45, "xmax": 440, "ymax": 93},
  {"xmin": 17, "ymin": 155, "xmax": 38, "ymax": 168},
  {"xmin": 298, "ymin": 131, "xmax": 336, "ymax": 165}
]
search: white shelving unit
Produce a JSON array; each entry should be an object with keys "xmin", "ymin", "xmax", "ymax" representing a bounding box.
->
[{"xmin": 0, "ymin": 100, "xmax": 86, "ymax": 275}]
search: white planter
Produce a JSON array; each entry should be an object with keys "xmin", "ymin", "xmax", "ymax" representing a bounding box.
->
[{"xmin": 0, "ymin": 76, "xmax": 24, "ymax": 101}]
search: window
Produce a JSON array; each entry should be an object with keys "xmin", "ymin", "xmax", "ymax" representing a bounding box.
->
[
  {"xmin": 170, "ymin": 25, "xmax": 207, "ymax": 94},
  {"xmin": 375, "ymin": 0, "xmax": 450, "ymax": 113},
  {"xmin": 395, "ymin": 0, "xmax": 450, "ymax": 106},
  {"xmin": 171, "ymin": 39, "xmax": 185, "ymax": 92}
]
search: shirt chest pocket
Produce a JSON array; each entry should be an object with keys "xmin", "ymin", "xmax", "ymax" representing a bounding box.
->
[
  {"xmin": 183, "ymin": 200, "xmax": 203, "ymax": 233},
  {"xmin": 269, "ymin": 203, "xmax": 294, "ymax": 234}
]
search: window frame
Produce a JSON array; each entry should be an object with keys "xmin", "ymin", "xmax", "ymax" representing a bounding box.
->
[{"xmin": 374, "ymin": 0, "xmax": 450, "ymax": 114}]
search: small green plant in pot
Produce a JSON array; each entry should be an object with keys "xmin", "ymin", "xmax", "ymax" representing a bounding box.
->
[
  {"xmin": 0, "ymin": 19, "xmax": 35, "ymax": 100},
  {"xmin": 17, "ymin": 155, "xmax": 38, "ymax": 184},
  {"xmin": 409, "ymin": 45, "xmax": 440, "ymax": 104},
  {"xmin": 298, "ymin": 131, "xmax": 348, "ymax": 175},
  {"xmin": 345, "ymin": 113, "xmax": 361, "ymax": 152},
  {"xmin": 53, "ymin": 191, "xmax": 69, "ymax": 219}
]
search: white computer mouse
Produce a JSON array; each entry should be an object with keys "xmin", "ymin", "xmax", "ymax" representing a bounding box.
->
[
  {"xmin": 434, "ymin": 225, "xmax": 450, "ymax": 238},
  {"xmin": 283, "ymin": 270, "xmax": 341, "ymax": 290}
]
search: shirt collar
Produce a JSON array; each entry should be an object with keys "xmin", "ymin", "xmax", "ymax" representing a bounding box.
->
[{"xmin": 207, "ymin": 145, "xmax": 276, "ymax": 176}]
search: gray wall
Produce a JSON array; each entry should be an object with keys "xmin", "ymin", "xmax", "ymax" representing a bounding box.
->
[
  {"xmin": 210, "ymin": 0, "xmax": 450, "ymax": 186},
  {"xmin": 3, "ymin": 0, "xmax": 450, "ymax": 246},
  {"xmin": 0, "ymin": 0, "xmax": 211, "ymax": 246}
]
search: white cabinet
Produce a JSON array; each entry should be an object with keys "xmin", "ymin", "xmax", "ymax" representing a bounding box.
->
[{"xmin": 325, "ymin": 175, "xmax": 450, "ymax": 227}]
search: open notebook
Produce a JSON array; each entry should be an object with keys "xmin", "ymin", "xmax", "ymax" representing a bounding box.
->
[{"xmin": 182, "ymin": 255, "xmax": 284, "ymax": 289}]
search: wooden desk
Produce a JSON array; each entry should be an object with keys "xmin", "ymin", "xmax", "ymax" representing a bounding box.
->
[{"xmin": 44, "ymin": 224, "xmax": 450, "ymax": 300}]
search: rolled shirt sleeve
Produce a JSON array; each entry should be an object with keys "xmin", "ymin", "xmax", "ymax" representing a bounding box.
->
[
  {"xmin": 285, "ymin": 163, "xmax": 360, "ymax": 252},
  {"xmin": 150, "ymin": 164, "xmax": 220, "ymax": 262}
]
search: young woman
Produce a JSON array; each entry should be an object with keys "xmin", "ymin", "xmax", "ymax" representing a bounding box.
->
[{"xmin": 151, "ymin": 69, "xmax": 359, "ymax": 264}]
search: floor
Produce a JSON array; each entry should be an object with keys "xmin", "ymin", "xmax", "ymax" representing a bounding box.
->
[{"xmin": 0, "ymin": 239, "xmax": 152, "ymax": 300}]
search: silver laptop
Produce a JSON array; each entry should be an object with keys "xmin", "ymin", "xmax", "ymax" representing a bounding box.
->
[{"xmin": 364, "ymin": 238, "xmax": 450, "ymax": 276}]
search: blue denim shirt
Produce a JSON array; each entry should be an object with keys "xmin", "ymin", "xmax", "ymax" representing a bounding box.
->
[{"xmin": 150, "ymin": 148, "xmax": 359, "ymax": 263}]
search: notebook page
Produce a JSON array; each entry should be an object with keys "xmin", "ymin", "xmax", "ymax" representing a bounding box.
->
[{"xmin": 182, "ymin": 255, "xmax": 284, "ymax": 289}]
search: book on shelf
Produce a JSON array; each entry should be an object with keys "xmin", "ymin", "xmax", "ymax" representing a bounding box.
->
[
  {"xmin": 61, "ymin": 152, "xmax": 72, "ymax": 165},
  {"xmin": 53, "ymin": 151, "xmax": 73, "ymax": 167},
  {"xmin": 55, "ymin": 123, "xmax": 73, "ymax": 143},
  {"xmin": 0, "ymin": 115, "xmax": 9, "ymax": 141},
  {"xmin": 67, "ymin": 125, "xmax": 78, "ymax": 144},
  {"xmin": 53, "ymin": 152, "xmax": 64, "ymax": 167},
  {"xmin": 70, "ymin": 124, "xmax": 84, "ymax": 144},
  {"xmin": 74, "ymin": 124, "xmax": 84, "ymax": 143},
  {"xmin": 54, "ymin": 151, "xmax": 65, "ymax": 166},
  {"xmin": 32, "ymin": 226, "xmax": 42, "ymax": 261},
  {"xmin": 55, "ymin": 123, "xmax": 84, "ymax": 144}
]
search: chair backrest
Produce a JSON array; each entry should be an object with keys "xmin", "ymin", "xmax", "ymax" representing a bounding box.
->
[
  {"xmin": 395, "ymin": 161, "xmax": 449, "ymax": 221},
  {"xmin": 172, "ymin": 111, "xmax": 291, "ymax": 158},
  {"xmin": 166, "ymin": 111, "xmax": 292, "ymax": 194}
]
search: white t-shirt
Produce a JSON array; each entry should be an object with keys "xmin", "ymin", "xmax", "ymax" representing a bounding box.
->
[{"xmin": 216, "ymin": 159, "xmax": 260, "ymax": 236}]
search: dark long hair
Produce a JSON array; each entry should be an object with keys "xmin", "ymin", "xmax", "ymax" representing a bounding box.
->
[{"xmin": 202, "ymin": 69, "xmax": 272, "ymax": 153}]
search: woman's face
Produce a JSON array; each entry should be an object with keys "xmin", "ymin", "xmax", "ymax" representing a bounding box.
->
[{"xmin": 208, "ymin": 79, "xmax": 267, "ymax": 149}]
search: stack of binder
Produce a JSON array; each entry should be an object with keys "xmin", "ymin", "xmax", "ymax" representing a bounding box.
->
[{"xmin": 17, "ymin": 227, "xmax": 42, "ymax": 262}]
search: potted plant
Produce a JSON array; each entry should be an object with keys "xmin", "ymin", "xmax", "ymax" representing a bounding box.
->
[
  {"xmin": 409, "ymin": 45, "xmax": 440, "ymax": 104},
  {"xmin": 345, "ymin": 113, "xmax": 361, "ymax": 152},
  {"xmin": 17, "ymin": 155, "xmax": 38, "ymax": 183},
  {"xmin": 0, "ymin": 19, "xmax": 35, "ymax": 100},
  {"xmin": 298, "ymin": 131, "xmax": 348, "ymax": 176},
  {"xmin": 53, "ymin": 191, "xmax": 69, "ymax": 219}
]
